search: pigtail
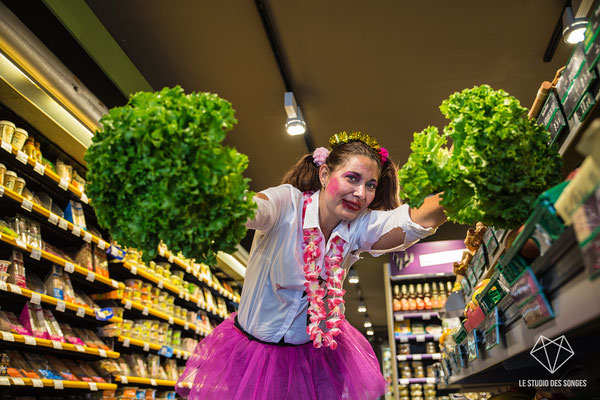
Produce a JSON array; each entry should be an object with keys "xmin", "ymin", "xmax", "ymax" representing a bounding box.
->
[
  {"xmin": 369, "ymin": 158, "xmax": 400, "ymax": 211},
  {"xmin": 281, "ymin": 154, "xmax": 322, "ymax": 192}
]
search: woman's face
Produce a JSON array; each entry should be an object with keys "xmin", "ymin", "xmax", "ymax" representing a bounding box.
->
[{"xmin": 320, "ymin": 155, "xmax": 380, "ymax": 222}]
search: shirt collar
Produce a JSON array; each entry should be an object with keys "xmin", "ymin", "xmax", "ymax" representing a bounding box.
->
[{"xmin": 302, "ymin": 190, "xmax": 351, "ymax": 244}]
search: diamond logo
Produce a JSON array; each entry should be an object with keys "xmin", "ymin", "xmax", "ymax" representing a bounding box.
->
[{"xmin": 530, "ymin": 335, "xmax": 574, "ymax": 374}]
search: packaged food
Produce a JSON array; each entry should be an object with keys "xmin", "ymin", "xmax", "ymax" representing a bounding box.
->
[
  {"xmin": 26, "ymin": 220, "xmax": 42, "ymax": 248},
  {"xmin": 61, "ymin": 270, "xmax": 77, "ymax": 303},
  {"xmin": 58, "ymin": 322, "xmax": 85, "ymax": 346},
  {"xmin": 75, "ymin": 243, "xmax": 93, "ymax": 271},
  {"xmin": 6, "ymin": 351, "xmax": 40, "ymax": 379},
  {"xmin": 0, "ymin": 120, "xmax": 15, "ymax": 143},
  {"xmin": 45, "ymin": 354, "xmax": 78, "ymax": 381},
  {"xmin": 0, "ymin": 163, "xmax": 5, "ymax": 185},
  {"xmin": 23, "ymin": 138, "xmax": 36, "ymax": 159},
  {"xmin": 55, "ymin": 160, "xmax": 72, "ymax": 181},
  {"xmin": 72, "ymin": 170, "xmax": 87, "ymax": 192},
  {"xmin": 4, "ymin": 171, "xmax": 17, "ymax": 190},
  {"xmin": 41, "ymin": 309, "xmax": 65, "ymax": 342},
  {"xmin": 124, "ymin": 354, "xmax": 148, "ymax": 378},
  {"xmin": 18, "ymin": 303, "xmax": 48, "ymax": 339},
  {"xmin": 125, "ymin": 279, "xmax": 143, "ymax": 289},
  {"xmin": 11, "ymin": 128, "xmax": 28, "ymax": 151},
  {"xmin": 62, "ymin": 358, "xmax": 94, "ymax": 382},
  {"xmin": 203, "ymin": 288, "xmax": 216, "ymax": 310},
  {"xmin": 0, "ymin": 310, "xmax": 30, "ymax": 335},
  {"xmin": 75, "ymin": 290, "xmax": 98, "ymax": 309},
  {"xmin": 0, "ymin": 259, "xmax": 10, "ymax": 279},
  {"xmin": 12, "ymin": 177, "xmax": 25, "ymax": 195},
  {"xmin": 44, "ymin": 265, "xmax": 65, "ymax": 300},
  {"xmin": 34, "ymin": 141, "xmax": 42, "ymax": 162},
  {"xmin": 146, "ymin": 354, "xmax": 161, "ymax": 378},
  {"xmin": 8, "ymin": 251, "xmax": 26, "ymax": 288},
  {"xmin": 95, "ymin": 358, "xmax": 124, "ymax": 376},
  {"xmin": 79, "ymin": 361, "xmax": 107, "ymax": 383},
  {"xmin": 64, "ymin": 200, "xmax": 86, "ymax": 229},
  {"xmin": 93, "ymin": 245, "xmax": 109, "ymax": 278}
]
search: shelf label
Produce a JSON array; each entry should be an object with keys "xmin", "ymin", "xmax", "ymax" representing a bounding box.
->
[
  {"xmin": 1, "ymin": 331, "xmax": 15, "ymax": 342},
  {"xmin": 130, "ymin": 265, "xmax": 137, "ymax": 275},
  {"xmin": 58, "ymin": 177, "xmax": 69, "ymax": 190},
  {"xmin": 97, "ymin": 240, "xmax": 107, "ymax": 250},
  {"xmin": 111, "ymin": 279, "xmax": 119, "ymax": 289},
  {"xmin": 0, "ymin": 377, "xmax": 10, "ymax": 386},
  {"xmin": 142, "ymin": 307, "xmax": 149, "ymax": 316},
  {"xmin": 168, "ymin": 254, "xmax": 174, "ymax": 263},
  {"xmin": 432, "ymin": 353, "xmax": 441, "ymax": 360},
  {"xmin": 399, "ymin": 336, "xmax": 409, "ymax": 343},
  {"xmin": 143, "ymin": 342, "xmax": 150, "ymax": 352},
  {"xmin": 16, "ymin": 150, "xmax": 28, "ymax": 164},
  {"xmin": 98, "ymin": 349, "xmax": 107, "ymax": 358},
  {"xmin": 11, "ymin": 377, "xmax": 24, "ymax": 385},
  {"xmin": 150, "ymin": 379, "xmax": 157, "ymax": 386},
  {"xmin": 71, "ymin": 225, "xmax": 81, "ymax": 237},
  {"xmin": 195, "ymin": 327, "xmax": 201, "ymax": 335},
  {"xmin": 0, "ymin": 281, "xmax": 5, "ymax": 292},
  {"xmin": 416, "ymin": 335, "xmax": 426, "ymax": 342},
  {"xmin": 398, "ymin": 355, "xmax": 407, "ymax": 361},
  {"xmin": 413, "ymin": 354, "xmax": 422, "ymax": 360},
  {"xmin": 124, "ymin": 300, "xmax": 132, "ymax": 310},
  {"xmin": 123, "ymin": 338, "xmax": 130, "ymax": 348},
  {"xmin": 426, "ymin": 377, "xmax": 436, "ymax": 384},
  {"xmin": 76, "ymin": 307, "xmax": 86, "ymax": 318},
  {"xmin": 75, "ymin": 344, "xmax": 85, "ymax": 352},
  {"xmin": 9, "ymin": 284, "xmax": 22, "ymax": 295},
  {"xmin": 183, "ymin": 352, "xmax": 189, "ymax": 360},
  {"xmin": 48, "ymin": 213, "xmax": 59, "ymax": 225},
  {"xmin": 196, "ymin": 300, "xmax": 202, "ymax": 308},
  {"xmin": 186, "ymin": 266, "xmax": 192, "ymax": 273},
  {"xmin": 30, "ymin": 248, "xmax": 42, "ymax": 260},
  {"xmin": 86, "ymin": 271, "xmax": 95, "ymax": 282},
  {"xmin": 83, "ymin": 232, "xmax": 92, "ymax": 243},
  {"xmin": 120, "ymin": 375, "xmax": 128, "ymax": 384},
  {"xmin": 399, "ymin": 378, "xmax": 410, "ymax": 385},
  {"xmin": 58, "ymin": 218, "xmax": 68, "ymax": 230},
  {"xmin": 168, "ymin": 317, "xmax": 174, "ymax": 325},
  {"xmin": 157, "ymin": 280, "xmax": 163, "ymax": 289},
  {"xmin": 30, "ymin": 292, "xmax": 41, "ymax": 305},
  {"xmin": 21, "ymin": 199, "xmax": 33, "ymax": 212},
  {"xmin": 1, "ymin": 140, "xmax": 12, "ymax": 152},
  {"xmin": 52, "ymin": 341, "xmax": 63, "ymax": 350},
  {"xmin": 159, "ymin": 247, "xmax": 165, "ymax": 257},
  {"xmin": 80, "ymin": 192, "xmax": 88, "ymax": 204},
  {"xmin": 423, "ymin": 313, "xmax": 431, "ymax": 320},
  {"xmin": 184, "ymin": 322, "xmax": 189, "ymax": 330},
  {"xmin": 89, "ymin": 382, "xmax": 98, "ymax": 391},
  {"xmin": 184, "ymin": 293, "xmax": 190, "ymax": 302},
  {"xmin": 179, "ymin": 290, "xmax": 184, "ymax": 299},
  {"xmin": 31, "ymin": 378, "xmax": 43, "ymax": 387},
  {"xmin": 54, "ymin": 380, "xmax": 63, "ymax": 389},
  {"xmin": 16, "ymin": 239, "xmax": 27, "ymax": 249},
  {"xmin": 55, "ymin": 300, "xmax": 66, "ymax": 312},
  {"xmin": 0, "ymin": 185, "xmax": 3, "ymax": 197},
  {"xmin": 64, "ymin": 262, "xmax": 74, "ymax": 273},
  {"xmin": 34, "ymin": 161, "xmax": 45, "ymax": 175},
  {"xmin": 176, "ymin": 351, "xmax": 182, "ymax": 359}
]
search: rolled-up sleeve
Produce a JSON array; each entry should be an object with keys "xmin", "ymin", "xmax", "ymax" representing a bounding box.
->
[
  {"xmin": 245, "ymin": 185, "xmax": 292, "ymax": 232},
  {"xmin": 358, "ymin": 204, "xmax": 436, "ymax": 256}
]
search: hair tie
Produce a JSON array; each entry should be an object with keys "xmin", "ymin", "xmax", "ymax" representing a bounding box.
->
[
  {"xmin": 312, "ymin": 147, "xmax": 330, "ymax": 167},
  {"xmin": 379, "ymin": 147, "xmax": 388, "ymax": 164}
]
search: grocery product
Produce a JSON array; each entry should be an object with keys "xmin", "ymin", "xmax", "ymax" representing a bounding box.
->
[
  {"xmin": 75, "ymin": 243, "xmax": 94, "ymax": 271},
  {"xmin": 18, "ymin": 303, "xmax": 48, "ymax": 339},
  {"xmin": 8, "ymin": 251, "xmax": 26, "ymax": 288},
  {"xmin": 4, "ymin": 170, "xmax": 17, "ymax": 190},
  {"xmin": 0, "ymin": 120, "xmax": 15, "ymax": 143},
  {"xmin": 0, "ymin": 310, "xmax": 30, "ymax": 335},
  {"xmin": 0, "ymin": 163, "xmax": 5, "ymax": 185},
  {"xmin": 10, "ymin": 128, "xmax": 28, "ymax": 150},
  {"xmin": 44, "ymin": 265, "xmax": 66, "ymax": 300},
  {"xmin": 65, "ymin": 200, "xmax": 87, "ymax": 229},
  {"xmin": 58, "ymin": 322, "xmax": 85, "ymax": 346},
  {"xmin": 93, "ymin": 244, "xmax": 109, "ymax": 277},
  {"xmin": 41, "ymin": 309, "xmax": 65, "ymax": 342}
]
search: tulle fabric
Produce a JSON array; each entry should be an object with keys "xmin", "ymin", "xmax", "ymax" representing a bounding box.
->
[{"xmin": 175, "ymin": 313, "xmax": 387, "ymax": 400}]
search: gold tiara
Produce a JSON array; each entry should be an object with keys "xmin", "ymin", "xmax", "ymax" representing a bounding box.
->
[{"xmin": 328, "ymin": 131, "xmax": 380, "ymax": 151}]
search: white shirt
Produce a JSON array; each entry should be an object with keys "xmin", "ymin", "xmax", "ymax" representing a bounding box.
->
[{"xmin": 237, "ymin": 184, "xmax": 435, "ymax": 344}]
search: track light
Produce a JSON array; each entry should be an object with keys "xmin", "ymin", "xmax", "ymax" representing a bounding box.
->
[
  {"xmin": 366, "ymin": 329, "xmax": 374, "ymax": 336},
  {"xmin": 363, "ymin": 320, "xmax": 372, "ymax": 328},
  {"xmin": 563, "ymin": 5, "xmax": 588, "ymax": 44},
  {"xmin": 357, "ymin": 301, "xmax": 367, "ymax": 313},
  {"xmin": 347, "ymin": 270, "xmax": 359, "ymax": 284},
  {"xmin": 284, "ymin": 92, "xmax": 306, "ymax": 135}
]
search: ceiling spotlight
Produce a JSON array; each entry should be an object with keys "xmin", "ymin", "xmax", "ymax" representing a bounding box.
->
[
  {"xmin": 563, "ymin": 5, "xmax": 588, "ymax": 44},
  {"xmin": 347, "ymin": 270, "xmax": 359, "ymax": 284},
  {"xmin": 364, "ymin": 320, "xmax": 372, "ymax": 328},
  {"xmin": 366, "ymin": 329, "xmax": 374, "ymax": 336},
  {"xmin": 357, "ymin": 301, "xmax": 367, "ymax": 313},
  {"xmin": 284, "ymin": 92, "xmax": 306, "ymax": 135}
]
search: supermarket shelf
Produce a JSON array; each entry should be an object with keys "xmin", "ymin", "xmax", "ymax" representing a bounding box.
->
[
  {"xmin": 119, "ymin": 261, "xmax": 227, "ymax": 320},
  {"xmin": 398, "ymin": 377, "xmax": 438, "ymax": 385},
  {"xmin": 119, "ymin": 297, "xmax": 209, "ymax": 336},
  {"xmin": 0, "ymin": 376, "xmax": 116, "ymax": 390},
  {"xmin": 390, "ymin": 272, "xmax": 454, "ymax": 281},
  {"xmin": 397, "ymin": 353, "xmax": 442, "ymax": 361},
  {"xmin": 0, "ymin": 330, "xmax": 119, "ymax": 358},
  {"xmin": 114, "ymin": 375, "xmax": 188, "ymax": 388},
  {"xmin": 0, "ymin": 281, "xmax": 122, "ymax": 324},
  {"xmin": 117, "ymin": 336, "xmax": 191, "ymax": 360},
  {"xmin": 393, "ymin": 311, "xmax": 440, "ymax": 321},
  {"xmin": 394, "ymin": 333, "xmax": 442, "ymax": 342},
  {"xmin": 0, "ymin": 230, "xmax": 122, "ymax": 290}
]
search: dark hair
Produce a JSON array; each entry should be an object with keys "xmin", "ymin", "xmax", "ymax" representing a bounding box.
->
[{"xmin": 282, "ymin": 141, "xmax": 400, "ymax": 210}]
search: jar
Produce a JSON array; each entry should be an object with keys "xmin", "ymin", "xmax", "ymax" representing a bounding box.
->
[
  {"xmin": 11, "ymin": 128, "xmax": 28, "ymax": 151},
  {"xmin": 401, "ymin": 367, "xmax": 411, "ymax": 378},
  {"xmin": 4, "ymin": 171, "xmax": 17, "ymax": 190},
  {"xmin": 426, "ymin": 365, "xmax": 436, "ymax": 377},
  {"xmin": 13, "ymin": 177, "xmax": 25, "ymax": 195},
  {"xmin": 0, "ymin": 121, "xmax": 15, "ymax": 143},
  {"xmin": 425, "ymin": 342, "xmax": 437, "ymax": 354},
  {"xmin": 150, "ymin": 287, "xmax": 161, "ymax": 304},
  {"xmin": 123, "ymin": 287, "xmax": 133, "ymax": 299},
  {"xmin": 172, "ymin": 270, "xmax": 185, "ymax": 286},
  {"xmin": 398, "ymin": 343, "xmax": 410, "ymax": 355}
]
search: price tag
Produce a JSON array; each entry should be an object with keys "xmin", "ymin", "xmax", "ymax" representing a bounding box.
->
[
  {"xmin": 399, "ymin": 378, "xmax": 410, "ymax": 385},
  {"xmin": 432, "ymin": 353, "xmax": 441, "ymax": 360},
  {"xmin": 196, "ymin": 300, "xmax": 202, "ymax": 308},
  {"xmin": 159, "ymin": 247, "xmax": 165, "ymax": 257},
  {"xmin": 11, "ymin": 377, "xmax": 24, "ymax": 385},
  {"xmin": 52, "ymin": 341, "xmax": 63, "ymax": 350},
  {"xmin": 86, "ymin": 271, "xmax": 95, "ymax": 282},
  {"xmin": 195, "ymin": 327, "xmax": 201, "ymax": 335},
  {"xmin": 168, "ymin": 317, "xmax": 174, "ymax": 325},
  {"xmin": 97, "ymin": 240, "xmax": 107, "ymax": 250},
  {"xmin": 0, "ymin": 185, "xmax": 3, "ymax": 197},
  {"xmin": 58, "ymin": 218, "xmax": 68, "ymax": 230},
  {"xmin": 64, "ymin": 262, "xmax": 74, "ymax": 273},
  {"xmin": 413, "ymin": 354, "xmax": 422, "ymax": 360},
  {"xmin": 184, "ymin": 293, "xmax": 190, "ymax": 302},
  {"xmin": 130, "ymin": 265, "xmax": 137, "ymax": 275},
  {"xmin": 89, "ymin": 382, "xmax": 98, "ymax": 391},
  {"xmin": 83, "ymin": 232, "xmax": 92, "ymax": 243},
  {"xmin": 48, "ymin": 213, "xmax": 59, "ymax": 225},
  {"xmin": 76, "ymin": 307, "xmax": 86, "ymax": 318},
  {"xmin": 426, "ymin": 377, "xmax": 436, "ymax": 384},
  {"xmin": 75, "ymin": 344, "xmax": 85, "ymax": 352},
  {"xmin": 124, "ymin": 300, "xmax": 132, "ymax": 310},
  {"xmin": 16, "ymin": 239, "xmax": 27, "ymax": 249},
  {"xmin": 168, "ymin": 254, "xmax": 174, "ymax": 263},
  {"xmin": 142, "ymin": 307, "xmax": 149, "ymax": 316},
  {"xmin": 110, "ymin": 246, "xmax": 120, "ymax": 257},
  {"xmin": 0, "ymin": 377, "xmax": 10, "ymax": 385},
  {"xmin": 150, "ymin": 379, "xmax": 157, "ymax": 386},
  {"xmin": 31, "ymin": 378, "xmax": 43, "ymax": 387},
  {"xmin": 176, "ymin": 351, "xmax": 182, "ymax": 359},
  {"xmin": 1, "ymin": 331, "xmax": 15, "ymax": 342},
  {"xmin": 55, "ymin": 300, "xmax": 66, "ymax": 312},
  {"xmin": 21, "ymin": 199, "xmax": 33, "ymax": 212},
  {"xmin": 143, "ymin": 342, "xmax": 150, "ymax": 352},
  {"xmin": 30, "ymin": 292, "xmax": 41, "ymax": 305},
  {"xmin": 157, "ymin": 280, "xmax": 163, "ymax": 289},
  {"xmin": 184, "ymin": 322, "xmax": 189, "ymax": 330},
  {"xmin": 54, "ymin": 380, "xmax": 64, "ymax": 389},
  {"xmin": 30, "ymin": 247, "xmax": 42, "ymax": 260},
  {"xmin": 9, "ymin": 284, "xmax": 22, "ymax": 295},
  {"xmin": 71, "ymin": 225, "xmax": 81, "ymax": 237},
  {"xmin": 34, "ymin": 161, "xmax": 45, "ymax": 175},
  {"xmin": 398, "ymin": 355, "xmax": 407, "ymax": 361},
  {"xmin": 58, "ymin": 177, "xmax": 69, "ymax": 190},
  {"xmin": 120, "ymin": 375, "xmax": 128, "ymax": 384},
  {"xmin": 111, "ymin": 279, "xmax": 119, "ymax": 288},
  {"xmin": 416, "ymin": 335, "xmax": 426, "ymax": 342},
  {"xmin": 179, "ymin": 290, "xmax": 184, "ymax": 299},
  {"xmin": 16, "ymin": 150, "xmax": 28, "ymax": 164},
  {"xmin": 123, "ymin": 338, "xmax": 130, "ymax": 347},
  {"xmin": 183, "ymin": 352, "xmax": 189, "ymax": 360},
  {"xmin": 186, "ymin": 266, "xmax": 192, "ymax": 273},
  {"xmin": 80, "ymin": 192, "xmax": 88, "ymax": 204},
  {"xmin": 0, "ymin": 281, "xmax": 5, "ymax": 291},
  {"xmin": 399, "ymin": 336, "xmax": 409, "ymax": 343},
  {"xmin": 423, "ymin": 313, "xmax": 431, "ymax": 320},
  {"xmin": 1, "ymin": 140, "xmax": 12, "ymax": 152}
]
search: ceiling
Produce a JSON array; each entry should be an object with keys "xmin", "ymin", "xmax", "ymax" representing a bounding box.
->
[{"xmin": 25, "ymin": 0, "xmax": 584, "ymax": 338}]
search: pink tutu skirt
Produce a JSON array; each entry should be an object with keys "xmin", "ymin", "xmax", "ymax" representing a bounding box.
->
[{"xmin": 175, "ymin": 313, "xmax": 387, "ymax": 400}]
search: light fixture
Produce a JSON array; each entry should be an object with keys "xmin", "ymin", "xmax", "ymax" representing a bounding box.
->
[
  {"xmin": 284, "ymin": 92, "xmax": 306, "ymax": 135},
  {"xmin": 347, "ymin": 270, "xmax": 359, "ymax": 284},
  {"xmin": 563, "ymin": 5, "xmax": 588, "ymax": 44},
  {"xmin": 363, "ymin": 320, "xmax": 372, "ymax": 328},
  {"xmin": 366, "ymin": 329, "xmax": 374, "ymax": 336},
  {"xmin": 357, "ymin": 301, "xmax": 367, "ymax": 313}
]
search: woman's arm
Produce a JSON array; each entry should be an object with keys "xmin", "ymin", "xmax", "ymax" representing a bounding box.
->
[{"xmin": 370, "ymin": 193, "xmax": 446, "ymax": 251}]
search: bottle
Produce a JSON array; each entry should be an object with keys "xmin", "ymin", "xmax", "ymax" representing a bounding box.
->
[
  {"xmin": 447, "ymin": 280, "xmax": 453, "ymax": 293},
  {"xmin": 423, "ymin": 283, "xmax": 432, "ymax": 310},
  {"xmin": 431, "ymin": 282, "xmax": 440, "ymax": 309},
  {"xmin": 400, "ymin": 284, "xmax": 410, "ymax": 311},
  {"xmin": 408, "ymin": 284, "xmax": 417, "ymax": 311},
  {"xmin": 393, "ymin": 285, "xmax": 402, "ymax": 311},
  {"xmin": 439, "ymin": 281, "xmax": 447, "ymax": 308},
  {"xmin": 23, "ymin": 138, "xmax": 36, "ymax": 159},
  {"xmin": 34, "ymin": 142, "xmax": 42, "ymax": 162},
  {"xmin": 416, "ymin": 283, "xmax": 424, "ymax": 310}
]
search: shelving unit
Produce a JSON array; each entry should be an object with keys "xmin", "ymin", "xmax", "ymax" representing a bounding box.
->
[
  {"xmin": 118, "ymin": 336, "xmax": 191, "ymax": 360},
  {"xmin": 0, "ymin": 376, "xmax": 116, "ymax": 390}
]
